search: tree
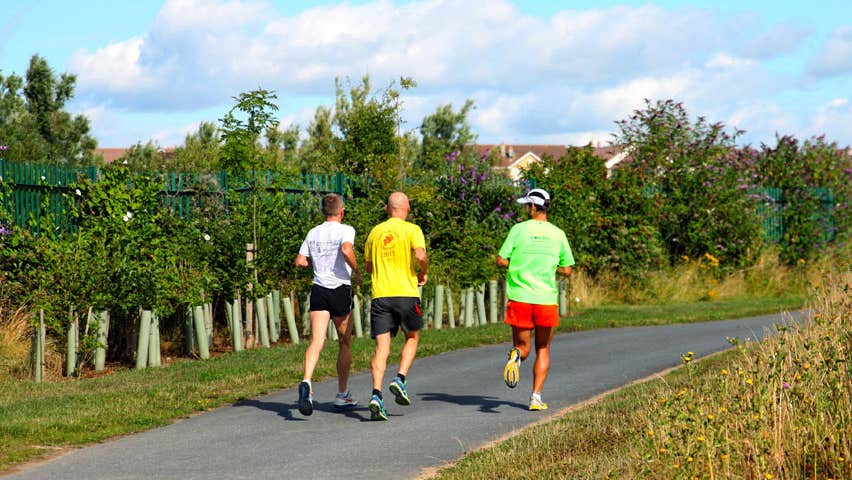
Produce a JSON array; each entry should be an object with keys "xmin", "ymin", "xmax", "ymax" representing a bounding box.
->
[
  {"xmin": 299, "ymin": 106, "xmax": 335, "ymax": 173},
  {"xmin": 219, "ymin": 89, "xmax": 279, "ymax": 175},
  {"xmin": 0, "ymin": 55, "xmax": 97, "ymax": 166},
  {"xmin": 333, "ymin": 76, "xmax": 414, "ymax": 191},
  {"xmin": 218, "ymin": 88, "xmax": 280, "ymax": 286},
  {"xmin": 613, "ymin": 99, "xmax": 763, "ymax": 268},
  {"xmin": 417, "ymin": 100, "xmax": 476, "ymax": 173},
  {"xmin": 171, "ymin": 121, "xmax": 222, "ymax": 172}
]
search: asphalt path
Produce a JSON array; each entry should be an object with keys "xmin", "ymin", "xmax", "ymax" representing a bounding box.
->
[{"xmin": 5, "ymin": 311, "xmax": 801, "ymax": 480}]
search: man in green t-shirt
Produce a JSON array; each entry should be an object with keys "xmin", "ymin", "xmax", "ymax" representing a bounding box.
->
[{"xmin": 496, "ymin": 188, "xmax": 574, "ymax": 411}]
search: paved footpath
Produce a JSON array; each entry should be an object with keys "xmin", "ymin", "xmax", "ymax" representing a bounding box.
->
[{"xmin": 4, "ymin": 312, "xmax": 800, "ymax": 480}]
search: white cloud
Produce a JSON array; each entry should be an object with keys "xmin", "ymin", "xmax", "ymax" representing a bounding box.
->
[
  {"xmin": 738, "ymin": 21, "xmax": 812, "ymax": 59},
  {"xmin": 69, "ymin": 0, "xmax": 753, "ymax": 110},
  {"xmin": 809, "ymin": 97, "xmax": 852, "ymax": 145},
  {"xmin": 70, "ymin": 38, "xmax": 157, "ymax": 92},
  {"xmin": 63, "ymin": 0, "xmax": 850, "ymax": 147},
  {"xmin": 806, "ymin": 25, "xmax": 852, "ymax": 78}
]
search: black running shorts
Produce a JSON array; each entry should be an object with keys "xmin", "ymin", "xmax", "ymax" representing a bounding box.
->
[
  {"xmin": 370, "ymin": 297, "xmax": 423, "ymax": 338},
  {"xmin": 309, "ymin": 284, "xmax": 352, "ymax": 318}
]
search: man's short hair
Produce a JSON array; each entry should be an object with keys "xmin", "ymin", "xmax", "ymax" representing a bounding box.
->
[{"xmin": 322, "ymin": 193, "xmax": 343, "ymax": 216}]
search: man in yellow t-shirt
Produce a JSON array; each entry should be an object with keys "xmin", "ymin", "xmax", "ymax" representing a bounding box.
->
[{"xmin": 364, "ymin": 191, "xmax": 428, "ymax": 421}]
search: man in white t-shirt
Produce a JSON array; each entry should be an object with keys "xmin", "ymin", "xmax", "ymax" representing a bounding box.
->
[{"xmin": 294, "ymin": 193, "xmax": 362, "ymax": 416}]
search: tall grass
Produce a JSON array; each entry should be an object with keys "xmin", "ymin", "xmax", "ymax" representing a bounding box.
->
[
  {"xmin": 630, "ymin": 271, "xmax": 850, "ymax": 479},
  {"xmin": 431, "ymin": 271, "xmax": 849, "ymax": 480},
  {"xmin": 0, "ymin": 306, "xmax": 62, "ymax": 381},
  {"xmin": 569, "ymin": 251, "xmax": 818, "ymax": 307}
]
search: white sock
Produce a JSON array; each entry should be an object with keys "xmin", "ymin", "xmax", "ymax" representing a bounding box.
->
[
  {"xmin": 303, "ymin": 379, "xmax": 312, "ymax": 388},
  {"xmin": 531, "ymin": 392, "xmax": 542, "ymax": 401}
]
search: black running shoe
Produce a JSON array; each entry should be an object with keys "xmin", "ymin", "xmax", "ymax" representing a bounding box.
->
[{"xmin": 298, "ymin": 381, "xmax": 313, "ymax": 416}]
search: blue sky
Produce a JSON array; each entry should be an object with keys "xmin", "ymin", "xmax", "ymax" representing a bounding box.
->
[{"xmin": 2, "ymin": 0, "xmax": 851, "ymax": 148}]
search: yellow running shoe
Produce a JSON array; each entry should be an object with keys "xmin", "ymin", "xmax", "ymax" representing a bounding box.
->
[
  {"xmin": 503, "ymin": 347, "xmax": 521, "ymax": 388},
  {"xmin": 529, "ymin": 396, "xmax": 548, "ymax": 411}
]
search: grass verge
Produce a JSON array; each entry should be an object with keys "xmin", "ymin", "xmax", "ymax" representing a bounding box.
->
[
  {"xmin": 429, "ymin": 279, "xmax": 848, "ymax": 479},
  {"xmin": 0, "ymin": 295, "xmax": 803, "ymax": 472}
]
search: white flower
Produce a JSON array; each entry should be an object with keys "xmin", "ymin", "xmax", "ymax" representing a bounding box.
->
[
  {"xmin": 75, "ymin": 188, "xmax": 82, "ymax": 196},
  {"xmin": 203, "ymin": 234, "xmax": 211, "ymax": 241},
  {"xmin": 574, "ymin": 297, "xmax": 581, "ymax": 303},
  {"xmin": 122, "ymin": 211, "xmax": 133, "ymax": 222},
  {"xmin": 40, "ymin": 175, "xmax": 46, "ymax": 181}
]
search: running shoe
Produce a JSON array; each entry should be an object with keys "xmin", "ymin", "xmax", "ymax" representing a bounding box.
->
[
  {"xmin": 528, "ymin": 396, "xmax": 548, "ymax": 411},
  {"xmin": 334, "ymin": 391, "xmax": 358, "ymax": 410},
  {"xmin": 369, "ymin": 395, "xmax": 388, "ymax": 421},
  {"xmin": 503, "ymin": 347, "xmax": 521, "ymax": 388},
  {"xmin": 297, "ymin": 381, "xmax": 313, "ymax": 416},
  {"xmin": 389, "ymin": 377, "xmax": 411, "ymax": 406}
]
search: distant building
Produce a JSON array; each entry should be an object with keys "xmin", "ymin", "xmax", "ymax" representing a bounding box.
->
[
  {"xmin": 475, "ymin": 143, "xmax": 628, "ymax": 180},
  {"xmin": 94, "ymin": 146, "xmax": 176, "ymax": 164}
]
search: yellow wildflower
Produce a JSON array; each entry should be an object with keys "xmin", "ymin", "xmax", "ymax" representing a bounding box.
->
[
  {"xmin": 720, "ymin": 369, "xmax": 729, "ymax": 375},
  {"xmin": 746, "ymin": 378, "xmax": 754, "ymax": 385},
  {"xmin": 707, "ymin": 414, "xmax": 714, "ymax": 420}
]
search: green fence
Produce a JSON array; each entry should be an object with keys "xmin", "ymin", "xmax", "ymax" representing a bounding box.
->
[
  {"xmin": 0, "ymin": 160, "xmax": 839, "ymax": 243},
  {"xmin": 0, "ymin": 160, "xmax": 370, "ymax": 235},
  {"xmin": 754, "ymin": 187, "xmax": 837, "ymax": 243}
]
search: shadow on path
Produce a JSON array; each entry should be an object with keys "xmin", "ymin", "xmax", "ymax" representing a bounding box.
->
[
  {"xmin": 234, "ymin": 398, "xmax": 378, "ymax": 422},
  {"xmin": 418, "ymin": 392, "xmax": 527, "ymax": 413}
]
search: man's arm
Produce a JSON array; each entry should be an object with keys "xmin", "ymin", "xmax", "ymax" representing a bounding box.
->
[
  {"xmin": 295, "ymin": 254, "xmax": 310, "ymax": 268},
  {"xmin": 414, "ymin": 247, "xmax": 428, "ymax": 286},
  {"xmin": 556, "ymin": 265, "xmax": 572, "ymax": 276},
  {"xmin": 341, "ymin": 242, "xmax": 361, "ymax": 284},
  {"xmin": 496, "ymin": 256, "xmax": 509, "ymax": 268}
]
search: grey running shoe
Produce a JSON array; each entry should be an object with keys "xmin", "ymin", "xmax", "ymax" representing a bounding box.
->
[{"xmin": 334, "ymin": 391, "xmax": 358, "ymax": 410}]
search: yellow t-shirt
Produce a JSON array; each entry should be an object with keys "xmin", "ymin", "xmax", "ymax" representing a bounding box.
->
[{"xmin": 365, "ymin": 217, "xmax": 426, "ymax": 298}]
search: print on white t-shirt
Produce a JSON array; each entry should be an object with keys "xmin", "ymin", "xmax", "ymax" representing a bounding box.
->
[{"xmin": 298, "ymin": 221, "xmax": 355, "ymax": 289}]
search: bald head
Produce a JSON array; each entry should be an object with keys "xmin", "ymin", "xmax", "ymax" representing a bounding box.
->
[{"xmin": 387, "ymin": 191, "xmax": 410, "ymax": 219}]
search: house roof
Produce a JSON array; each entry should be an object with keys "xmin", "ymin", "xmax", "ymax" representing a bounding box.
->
[
  {"xmin": 475, "ymin": 144, "xmax": 623, "ymax": 169},
  {"xmin": 94, "ymin": 148, "xmax": 128, "ymax": 164},
  {"xmin": 94, "ymin": 147, "xmax": 176, "ymax": 164}
]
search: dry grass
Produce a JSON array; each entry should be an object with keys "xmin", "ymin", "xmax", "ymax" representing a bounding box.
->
[
  {"xmin": 0, "ymin": 304, "xmax": 33, "ymax": 379},
  {"xmin": 0, "ymin": 305, "xmax": 61, "ymax": 381},
  {"xmin": 630, "ymin": 270, "xmax": 850, "ymax": 479},
  {"xmin": 569, "ymin": 250, "xmax": 825, "ymax": 307}
]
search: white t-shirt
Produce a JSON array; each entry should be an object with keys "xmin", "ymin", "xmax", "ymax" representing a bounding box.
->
[{"xmin": 298, "ymin": 221, "xmax": 356, "ymax": 289}]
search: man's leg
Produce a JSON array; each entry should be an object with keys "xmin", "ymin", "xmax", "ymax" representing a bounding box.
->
[
  {"xmin": 333, "ymin": 312, "xmax": 353, "ymax": 393},
  {"xmin": 531, "ymin": 325, "xmax": 555, "ymax": 394},
  {"xmin": 511, "ymin": 326, "xmax": 533, "ymax": 360},
  {"xmin": 299, "ymin": 310, "xmax": 330, "ymax": 416},
  {"xmin": 302, "ymin": 310, "xmax": 331, "ymax": 382},
  {"xmin": 371, "ymin": 332, "xmax": 392, "ymax": 392},
  {"xmin": 369, "ymin": 332, "xmax": 392, "ymax": 420},
  {"xmin": 396, "ymin": 329, "xmax": 419, "ymax": 377}
]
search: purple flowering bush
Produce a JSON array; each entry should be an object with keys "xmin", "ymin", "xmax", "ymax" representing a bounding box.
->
[
  {"xmin": 754, "ymin": 135, "xmax": 851, "ymax": 264},
  {"xmin": 523, "ymin": 145, "xmax": 666, "ymax": 279},
  {"xmin": 413, "ymin": 148, "xmax": 520, "ymax": 287},
  {"xmin": 613, "ymin": 100, "xmax": 764, "ymax": 269}
]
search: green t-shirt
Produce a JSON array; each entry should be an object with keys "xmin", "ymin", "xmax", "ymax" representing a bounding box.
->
[{"xmin": 498, "ymin": 219, "xmax": 575, "ymax": 305}]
